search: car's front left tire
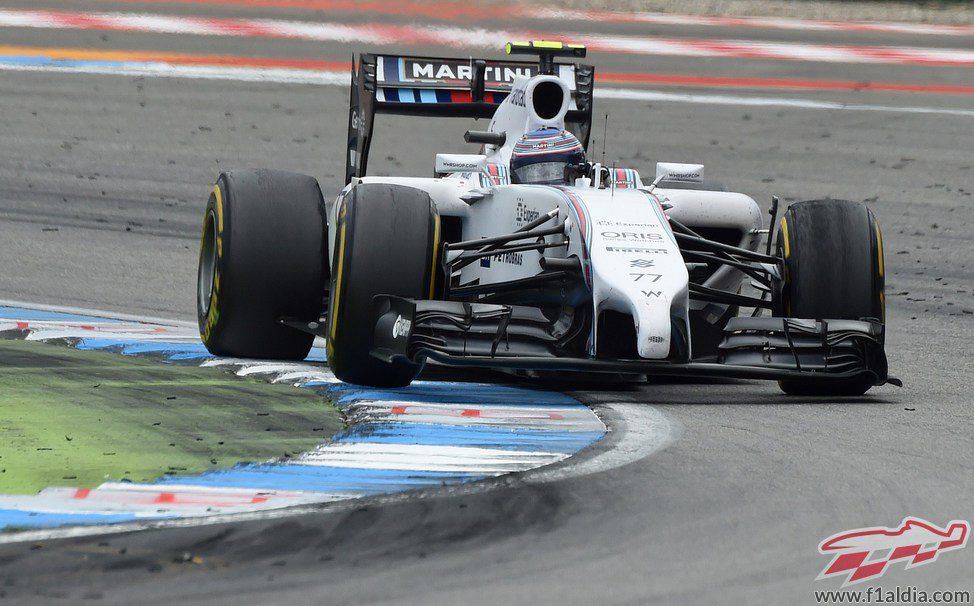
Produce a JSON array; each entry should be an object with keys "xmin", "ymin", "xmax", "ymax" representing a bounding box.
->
[
  {"xmin": 773, "ymin": 199, "xmax": 885, "ymax": 396},
  {"xmin": 326, "ymin": 183, "xmax": 440, "ymax": 387}
]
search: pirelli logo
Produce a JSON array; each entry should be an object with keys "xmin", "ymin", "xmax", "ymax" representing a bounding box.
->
[{"xmin": 606, "ymin": 247, "xmax": 669, "ymax": 254}]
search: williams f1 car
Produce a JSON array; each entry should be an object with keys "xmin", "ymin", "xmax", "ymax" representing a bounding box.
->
[{"xmin": 196, "ymin": 41, "xmax": 898, "ymax": 395}]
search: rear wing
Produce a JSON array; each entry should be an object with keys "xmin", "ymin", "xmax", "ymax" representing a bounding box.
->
[{"xmin": 345, "ymin": 52, "xmax": 595, "ymax": 184}]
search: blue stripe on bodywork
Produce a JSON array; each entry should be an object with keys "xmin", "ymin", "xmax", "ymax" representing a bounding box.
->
[{"xmin": 383, "ymin": 56, "xmax": 400, "ymax": 83}]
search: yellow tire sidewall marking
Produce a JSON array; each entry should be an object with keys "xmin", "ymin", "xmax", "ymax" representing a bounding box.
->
[
  {"xmin": 779, "ymin": 216, "xmax": 792, "ymax": 316},
  {"xmin": 779, "ymin": 217, "xmax": 790, "ymax": 259},
  {"xmin": 327, "ymin": 202, "xmax": 348, "ymax": 357},
  {"xmin": 202, "ymin": 183, "xmax": 225, "ymax": 343},
  {"xmin": 875, "ymin": 219, "xmax": 886, "ymax": 322},
  {"xmin": 429, "ymin": 212, "xmax": 441, "ymax": 300},
  {"xmin": 874, "ymin": 221, "xmax": 885, "ymax": 278}
]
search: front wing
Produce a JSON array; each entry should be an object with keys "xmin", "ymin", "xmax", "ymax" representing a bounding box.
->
[{"xmin": 371, "ymin": 296, "xmax": 899, "ymax": 387}]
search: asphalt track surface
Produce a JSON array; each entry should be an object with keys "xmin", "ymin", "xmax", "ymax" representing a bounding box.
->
[{"xmin": 0, "ymin": 1, "xmax": 973, "ymax": 603}]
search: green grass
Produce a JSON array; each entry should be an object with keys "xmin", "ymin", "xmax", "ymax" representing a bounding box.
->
[{"xmin": 0, "ymin": 339, "xmax": 342, "ymax": 494}]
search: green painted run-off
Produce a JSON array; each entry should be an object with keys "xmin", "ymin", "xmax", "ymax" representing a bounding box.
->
[{"xmin": 0, "ymin": 339, "xmax": 342, "ymax": 494}]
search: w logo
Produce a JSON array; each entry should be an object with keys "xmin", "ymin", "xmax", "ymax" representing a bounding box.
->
[{"xmin": 817, "ymin": 518, "xmax": 969, "ymax": 586}]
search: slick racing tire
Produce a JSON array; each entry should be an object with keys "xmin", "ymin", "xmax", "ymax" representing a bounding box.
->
[
  {"xmin": 327, "ymin": 183, "xmax": 440, "ymax": 387},
  {"xmin": 774, "ymin": 199, "xmax": 885, "ymax": 396},
  {"xmin": 198, "ymin": 169, "xmax": 328, "ymax": 360}
]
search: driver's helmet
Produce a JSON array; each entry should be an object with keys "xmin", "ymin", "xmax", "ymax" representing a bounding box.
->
[{"xmin": 510, "ymin": 127, "xmax": 585, "ymax": 185}]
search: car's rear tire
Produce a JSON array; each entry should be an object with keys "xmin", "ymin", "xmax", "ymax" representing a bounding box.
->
[
  {"xmin": 198, "ymin": 169, "xmax": 328, "ymax": 360},
  {"xmin": 774, "ymin": 199, "xmax": 885, "ymax": 396},
  {"xmin": 327, "ymin": 183, "xmax": 440, "ymax": 387}
]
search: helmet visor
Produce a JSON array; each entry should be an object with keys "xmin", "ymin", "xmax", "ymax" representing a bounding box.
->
[{"xmin": 513, "ymin": 161, "xmax": 566, "ymax": 185}]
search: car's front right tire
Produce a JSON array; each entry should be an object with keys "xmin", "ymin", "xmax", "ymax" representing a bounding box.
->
[{"xmin": 198, "ymin": 169, "xmax": 328, "ymax": 360}]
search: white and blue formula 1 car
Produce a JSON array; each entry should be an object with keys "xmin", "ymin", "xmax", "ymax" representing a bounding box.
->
[{"xmin": 196, "ymin": 41, "xmax": 899, "ymax": 395}]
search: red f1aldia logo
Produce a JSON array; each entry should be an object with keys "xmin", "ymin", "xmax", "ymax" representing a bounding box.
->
[{"xmin": 817, "ymin": 518, "xmax": 969, "ymax": 586}]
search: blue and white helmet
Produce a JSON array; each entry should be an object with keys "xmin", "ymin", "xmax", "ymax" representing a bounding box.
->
[{"xmin": 510, "ymin": 127, "xmax": 585, "ymax": 185}]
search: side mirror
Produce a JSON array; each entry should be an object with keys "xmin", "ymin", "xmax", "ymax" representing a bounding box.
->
[
  {"xmin": 655, "ymin": 162, "xmax": 704, "ymax": 183},
  {"xmin": 435, "ymin": 154, "xmax": 487, "ymax": 176}
]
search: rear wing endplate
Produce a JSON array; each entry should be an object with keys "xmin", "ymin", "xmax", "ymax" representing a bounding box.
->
[{"xmin": 345, "ymin": 53, "xmax": 595, "ymax": 184}]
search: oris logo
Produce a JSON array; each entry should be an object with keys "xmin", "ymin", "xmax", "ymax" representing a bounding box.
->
[
  {"xmin": 600, "ymin": 231, "xmax": 664, "ymax": 241},
  {"xmin": 392, "ymin": 314, "xmax": 412, "ymax": 339}
]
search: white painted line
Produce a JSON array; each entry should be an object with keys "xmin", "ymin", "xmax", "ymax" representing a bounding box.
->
[
  {"xmin": 345, "ymin": 400, "xmax": 606, "ymax": 432},
  {"xmin": 199, "ymin": 359, "xmax": 337, "ymax": 384},
  {"xmin": 296, "ymin": 443, "xmax": 568, "ymax": 473},
  {"xmin": 596, "ymin": 87, "xmax": 974, "ymax": 117},
  {"xmin": 231, "ymin": 362, "xmax": 330, "ymax": 377},
  {"xmin": 24, "ymin": 329, "xmax": 197, "ymax": 341},
  {"xmin": 536, "ymin": 8, "xmax": 974, "ymax": 37},
  {"xmin": 526, "ymin": 403, "xmax": 679, "ymax": 484},
  {"xmin": 269, "ymin": 370, "xmax": 337, "ymax": 384},
  {"xmin": 0, "ymin": 60, "xmax": 343, "ymax": 85},
  {"xmin": 0, "ymin": 298, "xmax": 195, "ymax": 328}
]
